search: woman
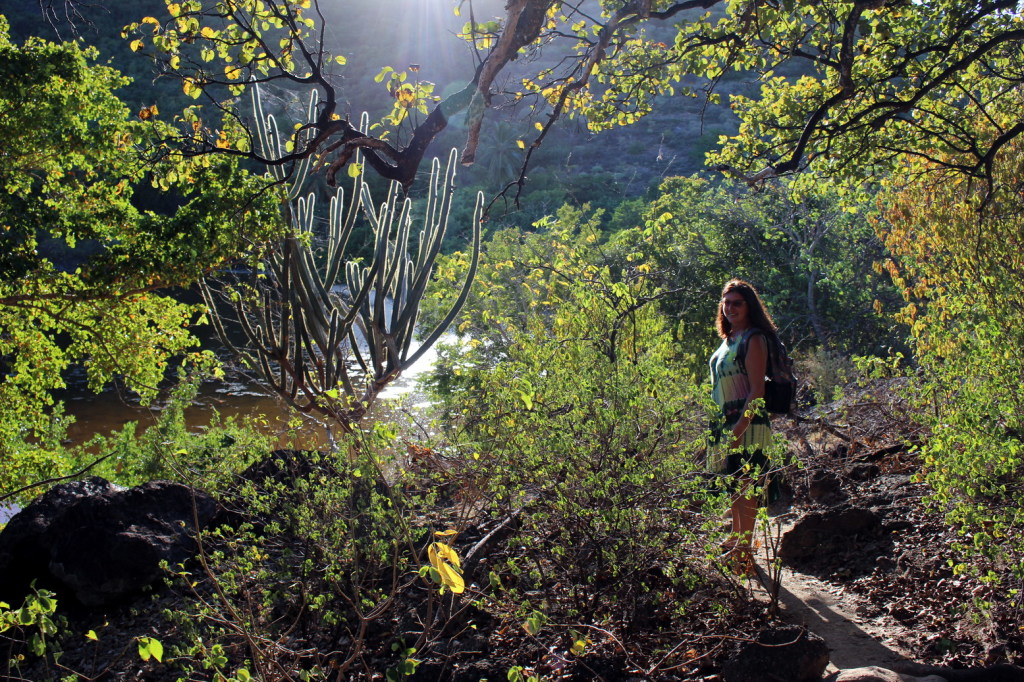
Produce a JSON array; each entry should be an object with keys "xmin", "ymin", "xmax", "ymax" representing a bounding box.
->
[{"xmin": 708, "ymin": 279, "xmax": 780, "ymax": 574}]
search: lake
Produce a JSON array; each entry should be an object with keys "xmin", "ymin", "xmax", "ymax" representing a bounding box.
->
[{"xmin": 59, "ymin": 333, "xmax": 453, "ymax": 451}]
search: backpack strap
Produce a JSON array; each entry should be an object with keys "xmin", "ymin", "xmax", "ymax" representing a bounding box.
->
[{"xmin": 733, "ymin": 325, "xmax": 770, "ymax": 374}]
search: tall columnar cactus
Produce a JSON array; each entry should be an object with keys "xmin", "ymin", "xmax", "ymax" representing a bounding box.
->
[{"xmin": 201, "ymin": 87, "xmax": 482, "ymax": 434}]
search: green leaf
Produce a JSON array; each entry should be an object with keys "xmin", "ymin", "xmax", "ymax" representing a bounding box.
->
[{"xmin": 138, "ymin": 636, "xmax": 164, "ymax": 662}]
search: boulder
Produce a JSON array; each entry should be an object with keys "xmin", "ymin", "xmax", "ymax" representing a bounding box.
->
[
  {"xmin": 0, "ymin": 477, "xmax": 217, "ymax": 606},
  {"xmin": 824, "ymin": 666, "xmax": 943, "ymax": 682},
  {"xmin": 780, "ymin": 505, "xmax": 881, "ymax": 563},
  {"xmin": 721, "ymin": 624, "xmax": 830, "ymax": 682}
]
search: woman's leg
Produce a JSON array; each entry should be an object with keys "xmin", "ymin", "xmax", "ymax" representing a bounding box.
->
[
  {"xmin": 727, "ymin": 478, "xmax": 758, "ymax": 574},
  {"xmin": 731, "ymin": 491, "xmax": 757, "ymax": 550}
]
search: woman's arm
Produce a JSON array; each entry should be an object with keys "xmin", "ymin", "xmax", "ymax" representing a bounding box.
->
[{"xmin": 731, "ymin": 332, "xmax": 768, "ymax": 448}]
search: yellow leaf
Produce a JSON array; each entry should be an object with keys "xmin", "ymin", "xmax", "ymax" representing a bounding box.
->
[
  {"xmin": 434, "ymin": 529, "xmax": 458, "ymax": 539},
  {"xmin": 347, "ymin": 162, "xmax": 362, "ymax": 178},
  {"xmin": 201, "ymin": 26, "xmax": 217, "ymax": 39},
  {"xmin": 335, "ymin": 55, "xmax": 346, "ymax": 66},
  {"xmin": 427, "ymin": 542, "xmax": 464, "ymax": 594},
  {"xmin": 225, "ymin": 65, "xmax": 242, "ymax": 80},
  {"xmin": 183, "ymin": 79, "xmax": 201, "ymax": 99},
  {"xmin": 516, "ymin": 139, "xmax": 525, "ymax": 149},
  {"xmin": 85, "ymin": 630, "xmax": 98, "ymax": 641},
  {"xmin": 130, "ymin": 39, "xmax": 144, "ymax": 52},
  {"xmin": 437, "ymin": 561, "xmax": 465, "ymax": 593},
  {"xmin": 429, "ymin": 542, "xmax": 461, "ymax": 569},
  {"xmin": 534, "ymin": 121, "xmax": 543, "ymax": 131}
]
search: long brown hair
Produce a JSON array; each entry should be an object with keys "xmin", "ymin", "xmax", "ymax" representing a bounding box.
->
[{"xmin": 715, "ymin": 279, "xmax": 779, "ymax": 340}]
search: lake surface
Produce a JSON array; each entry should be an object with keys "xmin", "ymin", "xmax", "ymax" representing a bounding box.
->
[{"xmin": 60, "ymin": 334, "xmax": 453, "ymax": 451}]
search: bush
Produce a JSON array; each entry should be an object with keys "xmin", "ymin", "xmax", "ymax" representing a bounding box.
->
[{"xmin": 424, "ymin": 206, "xmax": 734, "ymax": 624}]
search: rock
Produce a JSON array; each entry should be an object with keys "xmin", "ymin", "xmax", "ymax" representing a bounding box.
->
[
  {"xmin": 828, "ymin": 667, "xmax": 902, "ymax": 682},
  {"xmin": 780, "ymin": 505, "xmax": 881, "ymax": 563},
  {"xmin": 0, "ymin": 477, "xmax": 217, "ymax": 606},
  {"xmin": 824, "ymin": 666, "xmax": 940, "ymax": 681},
  {"xmin": 846, "ymin": 463, "xmax": 880, "ymax": 480},
  {"xmin": 721, "ymin": 624, "xmax": 830, "ymax": 682},
  {"xmin": 809, "ymin": 472, "xmax": 843, "ymax": 503},
  {"xmin": 0, "ymin": 477, "xmax": 114, "ymax": 604}
]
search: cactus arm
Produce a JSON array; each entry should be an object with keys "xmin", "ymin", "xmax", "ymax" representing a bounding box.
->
[{"xmin": 401, "ymin": 190, "xmax": 483, "ymax": 370}]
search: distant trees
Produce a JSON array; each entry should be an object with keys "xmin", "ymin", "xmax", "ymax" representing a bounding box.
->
[{"xmin": 607, "ymin": 176, "xmax": 901, "ymax": 359}]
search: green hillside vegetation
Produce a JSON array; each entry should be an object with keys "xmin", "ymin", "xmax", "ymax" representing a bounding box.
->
[{"xmin": 2, "ymin": 0, "xmax": 1024, "ymax": 678}]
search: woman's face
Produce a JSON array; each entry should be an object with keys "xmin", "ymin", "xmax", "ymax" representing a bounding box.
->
[{"xmin": 721, "ymin": 290, "xmax": 750, "ymax": 330}]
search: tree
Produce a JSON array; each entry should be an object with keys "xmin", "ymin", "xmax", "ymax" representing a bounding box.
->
[
  {"xmin": 602, "ymin": 176, "xmax": 900, "ymax": 362},
  {"xmin": 122, "ymin": 0, "xmax": 1023, "ymax": 203},
  {"xmin": 0, "ymin": 17, "xmax": 282, "ymax": 495},
  {"xmin": 878, "ymin": 131, "xmax": 1024, "ymax": 574}
]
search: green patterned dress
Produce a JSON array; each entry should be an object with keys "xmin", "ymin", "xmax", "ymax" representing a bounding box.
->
[{"xmin": 708, "ymin": 329, "xmax": 772, "ymax": 473}]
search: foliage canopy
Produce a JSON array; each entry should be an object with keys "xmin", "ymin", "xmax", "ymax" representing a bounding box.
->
[
  {"xmin": 0, "ymin": 16, "xmax": 282, "ymax": 495},
  {"xmin": 120, "ymin": 0, "xmax": 1024, "ymax": 202}
]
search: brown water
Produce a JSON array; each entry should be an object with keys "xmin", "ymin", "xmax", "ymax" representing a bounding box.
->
[{"xmin": 60, "ymin": 342, "xmax": 446, "ymax": 451}]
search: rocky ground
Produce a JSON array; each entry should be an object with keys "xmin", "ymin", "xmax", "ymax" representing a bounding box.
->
[{"xmin": 760, "ymin": 387, "xmax": 1024, "ymax": 679}]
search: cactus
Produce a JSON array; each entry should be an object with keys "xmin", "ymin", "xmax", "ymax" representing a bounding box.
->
[{"xmin": 201, "ymin": 87, "xmax": 482, "ymax": 434}]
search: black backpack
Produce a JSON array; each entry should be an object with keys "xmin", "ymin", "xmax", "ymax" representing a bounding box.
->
[{"xmin": 737, "ymin": 328, "xmax": 798, "ymax": 415}]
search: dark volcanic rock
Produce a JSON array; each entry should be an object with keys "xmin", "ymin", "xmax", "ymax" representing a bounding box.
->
[
  {"xmin": 722, "ymin": 624, "xmax": 830, "ymax": 682},
  {"xmin": 0, "ymin": 477, "xmax": 217, "ymax": 606},
  {"xmin": 780, "ymin": 505, "xmax": 882, "ymax": 563},
  {"xmin": 808, "ymin": 472, "xmax": 844, "ymax": 503}
]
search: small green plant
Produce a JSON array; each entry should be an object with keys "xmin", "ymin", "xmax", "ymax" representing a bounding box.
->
[
  {"xmin": 386, "ymin": 640, "xmax": 421, "ymax": 681},
  {"xmin": 1, "ymin": 587, "xmax": 61, "ymax": 677},
  {"xmin": 136, "ymin": 636, "xmax": 164, "ymax": 663},
  {"xmin": 508, "ymin": 665, "xmax": 541, "ymax": 682}
]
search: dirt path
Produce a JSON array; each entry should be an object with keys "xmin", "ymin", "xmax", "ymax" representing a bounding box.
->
[
  {"xmin": 774, "ymin": 565, "xmax": 914, "ymax": 673},
  {"xmin": 750, "ymin": 522, "xmax": 919, "ymax": 675}
]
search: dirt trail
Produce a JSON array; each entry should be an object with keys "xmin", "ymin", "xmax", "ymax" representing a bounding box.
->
[
  {"xmin": 745, "ymin": 517, "xmax": 919, "ymax": 675},
  {"xmin": 773, "ymin": 563, "xmax": 915, "ymax": 673}
]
